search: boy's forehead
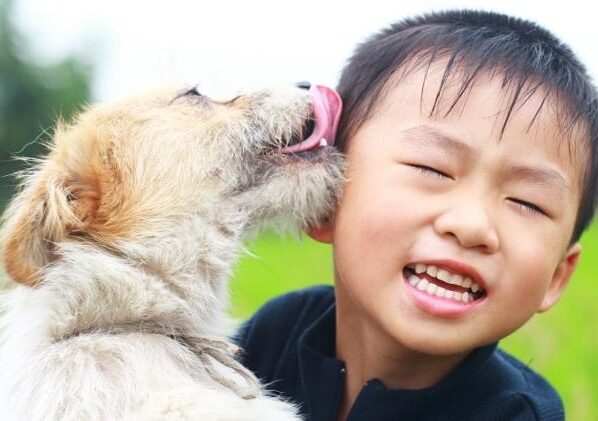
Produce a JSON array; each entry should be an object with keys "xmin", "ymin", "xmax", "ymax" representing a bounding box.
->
[{"xmin": 373, "ymin": 60, "xmax": 589, "ymax": 178}]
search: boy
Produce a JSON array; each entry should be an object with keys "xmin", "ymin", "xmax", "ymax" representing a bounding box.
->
[{"xmin": 236, "ymin": 10, "xmax": 597, "ymax": 421}]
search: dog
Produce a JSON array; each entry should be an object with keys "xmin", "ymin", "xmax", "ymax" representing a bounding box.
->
[{"xmin": 0, "ymin": 83, "xmax": 344, "ymax": 420}]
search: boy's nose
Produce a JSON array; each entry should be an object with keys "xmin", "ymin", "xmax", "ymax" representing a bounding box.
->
[{"xmin": 433, "ymin": 203, "xmax": 499, "ymax": 253}]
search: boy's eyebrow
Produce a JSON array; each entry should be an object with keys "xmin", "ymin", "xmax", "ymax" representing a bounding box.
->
[
  {"xmin": 402, "ymin": 125, "xmax": 571, "ymax": 192},
  {"xmin": 507, "ymin": 165, "xmax": 571, "ymax": 193},
  {"xmin": 401, "ymin": 125, "xmax": 472, "ymax": 156}
]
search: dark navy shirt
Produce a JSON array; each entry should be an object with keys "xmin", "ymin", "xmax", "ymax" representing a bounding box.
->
[{"xmin": 235, "ymin": 285, "xmax": 564, "ymax": 421}]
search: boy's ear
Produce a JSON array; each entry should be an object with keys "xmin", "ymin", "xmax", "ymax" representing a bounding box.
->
[
  {"xmin": 1, "ymin": 164, "xmax": 99, "ymax": 286},
  {"xmin": 538, "ymin": 242, "xmax": 582, "ymax": 313},
  {"xmin": 306, "ymin": 218, "xmax": 333, "ymax": 244}
]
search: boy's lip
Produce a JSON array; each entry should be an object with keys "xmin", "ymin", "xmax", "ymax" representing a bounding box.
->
[
  {"xmin": 403, "ymin": 272, "xmax": 487, "ymax": 318},
  {"xmin": 401, "ymin": 258, "xmax": 489, "ymax": 318}
]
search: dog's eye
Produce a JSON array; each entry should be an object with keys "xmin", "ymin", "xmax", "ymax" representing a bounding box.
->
[
  {"xmin": 184, "ymin": 87, "xmax": 203, "ymax": 97},
  {"xmin": 171, "ymin": 86, "xmax": 210, "ymax": 105}
]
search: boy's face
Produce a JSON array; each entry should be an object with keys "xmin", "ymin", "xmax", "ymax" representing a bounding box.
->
[{"xmin": 312, "ymin": 65, "xmax": 584, "ymax": 355}]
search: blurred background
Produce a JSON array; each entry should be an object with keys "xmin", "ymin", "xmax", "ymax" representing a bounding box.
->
[{"xmin": 0, "ymin": 0, "xmax": 596, "ymax": 418}]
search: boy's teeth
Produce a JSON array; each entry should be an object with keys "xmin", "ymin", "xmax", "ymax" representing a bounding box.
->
[
  {"xmin": 407, "ymin": 274, "xmax": 475, "ymax": 303},
  {"xmin": 451, "ymin": 273, "xmax": 463, "ymax": 286},
  {"xmin": 426, "ymin": 265, "xmax": 438, "ymax": 277},
  {"xmin": 426, "ymin": 282, "xmax": 437, "ymax": 295},
  {"xmin": 436, "ymin": 269, "xmax": 450, "ymax": 282},
  {"xmin": 408, "ymin": 276, "xmax": 419, "ymax": 287},
  {"xmin": 407, "ymin": 263, "xmax": 484, "ymax": 297},
  {"xmin": 319, "ymin": 138, "xmax": 328, "ymax": 147}
]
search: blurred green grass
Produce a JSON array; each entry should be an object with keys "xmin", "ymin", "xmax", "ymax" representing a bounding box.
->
[{"xmin": 229, "ymin": 225, "xmax": 598, "ymax": 420}]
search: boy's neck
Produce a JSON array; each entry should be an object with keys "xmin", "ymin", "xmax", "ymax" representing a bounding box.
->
[{"xmin": 334, "ymin": 283, "xmax": 470, "ymax": 419}]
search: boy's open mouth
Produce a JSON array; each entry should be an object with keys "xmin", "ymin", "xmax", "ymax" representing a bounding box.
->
[{"xmin": 404, "ymin": 264, "xmax": 486, "ymax": 303}]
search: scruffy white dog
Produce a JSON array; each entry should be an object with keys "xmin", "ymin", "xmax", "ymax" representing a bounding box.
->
[{"xmin": 0, "ymin": 83, "xmax": 344, "ymax": 420}]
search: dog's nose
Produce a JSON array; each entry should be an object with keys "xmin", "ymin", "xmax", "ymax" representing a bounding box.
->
[{"xmin": 296, "ymin": 81, "xmax": 312, "ymax": 90}]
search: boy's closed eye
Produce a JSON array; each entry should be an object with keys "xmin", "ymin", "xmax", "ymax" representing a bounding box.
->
[
  {"xmin": 405, "ymin": 163, "xmax": 550, "ymax": 218},
  {"xmin": 408, "ymin": 164, "xmax": 453, "ymax": 180},
  {"xmin": 507, "ymin": 198, "xmax": 547, "ymax": 217}
]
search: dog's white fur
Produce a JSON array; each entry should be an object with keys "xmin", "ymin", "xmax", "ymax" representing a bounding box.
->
[{"xmin": 0, "ymin": 86, "xmax": 344, "ymax": 420}]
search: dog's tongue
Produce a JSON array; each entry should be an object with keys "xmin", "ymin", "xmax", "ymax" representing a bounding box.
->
[{"xmin": 279, "ymin": 85, "xmax": 342, "ymax": 154}]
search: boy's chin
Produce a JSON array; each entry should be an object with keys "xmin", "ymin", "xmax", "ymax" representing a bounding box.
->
[{"xmin": 392, "ymin": 329, "xmax": 490, "ymax": 357}]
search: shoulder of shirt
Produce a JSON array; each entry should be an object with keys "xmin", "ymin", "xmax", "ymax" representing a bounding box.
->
[
  {"xmin": 237, "ymin": 285, "xmax": 334, "ymax": 343},
  {"xmin": 245, "ymin": 284, "xmax": 334, "ymax": 332},
  {"xmin": 233, "ymin": 285, "xmax": 335, "ymax": 381},
  {"xmin": 480, "ymin": 348, "xmax": 565, "ymax": 420}
]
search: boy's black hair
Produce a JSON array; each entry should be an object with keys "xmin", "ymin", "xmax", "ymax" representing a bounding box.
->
[{"xmin": 337, "ymin": 9, "xmax": 598, "ymax": 242}]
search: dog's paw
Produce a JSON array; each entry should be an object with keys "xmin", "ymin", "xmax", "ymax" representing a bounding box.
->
[{"xmin": 129, "ymin": 384, "xmax": 302, "ymax": 421}]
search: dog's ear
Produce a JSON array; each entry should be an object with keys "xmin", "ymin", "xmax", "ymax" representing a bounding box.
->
[{"xmin": 1, "ymin": 161, "xmax": 99, "ymax": 286}]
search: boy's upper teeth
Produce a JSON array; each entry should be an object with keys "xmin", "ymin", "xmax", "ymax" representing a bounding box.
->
[{"xmin": 412, "ymin": 263, "xmax": 482, "ymax": 292}]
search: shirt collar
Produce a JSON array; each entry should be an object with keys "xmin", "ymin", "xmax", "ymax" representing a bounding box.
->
[
  {"xmin": 297, "ymin": 300, "xmax": 498, "ymax": 420},
  {"xmin": 298, "ymin": 302, "xmax": 344, "ymax": 421}
]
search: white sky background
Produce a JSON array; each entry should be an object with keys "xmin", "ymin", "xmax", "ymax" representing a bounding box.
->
[{"xmin": 12, "ymin": 0, "xmax": 598, "ymax": 102}]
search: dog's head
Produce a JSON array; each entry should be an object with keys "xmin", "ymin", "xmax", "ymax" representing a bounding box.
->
[{"xmin": 1, "ymin": 84, "xmax": 344, "ymax": 285}]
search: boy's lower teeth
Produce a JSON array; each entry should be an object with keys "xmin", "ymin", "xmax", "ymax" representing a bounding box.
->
[{"xmin": 404, "ymin": 268, "xmax": 482, "ymax": 303}]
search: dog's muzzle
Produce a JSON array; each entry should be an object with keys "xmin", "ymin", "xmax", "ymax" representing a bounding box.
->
[{"xmin": 278, "ymin": 84, "xmax": 342, "ymax": 155}]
